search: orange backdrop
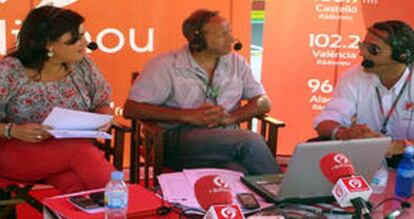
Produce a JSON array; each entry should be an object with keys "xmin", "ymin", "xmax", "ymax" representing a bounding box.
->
[
  {"xmin": 262, "ymin": 0, "xmax": 414, "ymax": 155},
  {"xmin": 0, "ymin": 0, "xmax": 252, "ymax": 118}
]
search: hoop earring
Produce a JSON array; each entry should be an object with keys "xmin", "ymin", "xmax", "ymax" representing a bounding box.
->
[{"xmin": 47, "ymin": 49, "xmax": 54, "ymax": 57}]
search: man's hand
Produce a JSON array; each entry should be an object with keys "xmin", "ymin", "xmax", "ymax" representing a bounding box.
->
[
  {"xmin": 386, "ymin": 140, "xmax": 407, "ymax": 157},
  {"xmin": 10, "ymin": 123, "xmax": 52, "ymax": 143},
  {"xmin": 336, "ymin": 124, "xmax": 382, "ymax": 140},
  {"xmin": 215, "ymin": 111, "xmax": 237, "ymax": 127},
  {"xmin": 181, "ymin": 103, "xmax": 227, "ymax": 127}
]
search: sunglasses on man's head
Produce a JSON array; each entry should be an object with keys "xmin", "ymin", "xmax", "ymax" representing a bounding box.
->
[{"xmin": 358, "ymin": 41, "xmax": 380, "ymax": 56}]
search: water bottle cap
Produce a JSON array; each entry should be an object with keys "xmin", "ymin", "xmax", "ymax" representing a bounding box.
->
[
  {"xmin": 111, "ymin": 171, "xmax": 124, "ymax": 180},
  {"xmin": 404, "ymin": 146, "xmax": 414, "ymax": 155}
]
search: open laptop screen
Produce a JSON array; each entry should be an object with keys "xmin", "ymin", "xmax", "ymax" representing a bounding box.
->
[{"xmin": 242, "ymin": 137, "xmax": 391, "ymax": 204}]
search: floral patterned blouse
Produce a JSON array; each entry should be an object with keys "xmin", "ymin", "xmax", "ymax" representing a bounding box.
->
[{"xmin": 0, "ymin": 56, "xmax": 112, "ymax": 124}]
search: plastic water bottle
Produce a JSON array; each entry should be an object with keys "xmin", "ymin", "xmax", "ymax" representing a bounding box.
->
[
  {"xmin": 395, "ymin": 146, "xmax": 414, "ymax": 197},
  {"xmin": 104, "ymin": 171, "xmax": 128, "ymax": 219},
  {"xmin": 371, "ymin": 159, "xmax": 388, "ymax": 194}
]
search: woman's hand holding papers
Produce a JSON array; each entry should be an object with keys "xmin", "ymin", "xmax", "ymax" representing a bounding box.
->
[{"xmin": 11, "ymin": 123, "xmax": 52, "ymax": 143}]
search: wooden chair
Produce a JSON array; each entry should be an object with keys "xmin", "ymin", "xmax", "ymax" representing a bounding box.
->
[
  {"xmin": 128, "ymin": 116, "xmax": 285, "ymax": 188},
  {"xmin": 0, "ymin": 124, "xmax": 129, "ymax": 219},
  {"xmin": 93, "ymin": 123, "xmax": 131, "ymax": 171}
]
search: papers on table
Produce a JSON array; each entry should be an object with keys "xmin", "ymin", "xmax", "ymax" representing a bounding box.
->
[
  {"xmin": 42, "ymin": 107, "xmax": 113, "ymax": 139},
  {"xmin": 157, "ymin": 168, "xmax": 272, "ymax": 214}
]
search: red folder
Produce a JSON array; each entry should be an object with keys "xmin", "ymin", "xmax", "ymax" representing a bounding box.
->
[{"xmin": 43, "ymin": 185, "xmax": 168, "ymax": 218}]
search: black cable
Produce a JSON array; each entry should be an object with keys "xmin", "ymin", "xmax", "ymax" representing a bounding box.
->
[
  {"xmin": 150, "ymin": 186, "xmax": 172, "ymax": 216},
  {"xmin": 350, "ymin": 198, "xmax": 372, "ymax": 219},
  {"xmin": 406, "ymin": 64, "xmax": 413, "ymax": 140},
  {"xmin": 179, "ymin": 207, "xmax": 206, "ymax": 219},
  {"xmin": 69, "ymin": 73, "xmax": 89, "ymax": 109},
  {"xmin": 68, "ymin": 57, "xmax": 98, "ymax": 110},
  {"xmin": 372, "ymin": 197, "xmax": 409, "ymax": 211},
  {"xmin": 370, "ymin": 197, "xmax": 412, "ymax": 219}
]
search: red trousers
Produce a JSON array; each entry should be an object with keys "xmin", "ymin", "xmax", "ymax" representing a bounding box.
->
[{"xmin": 0, "ymin": 138, "xmax": 114, "ymax": 194}]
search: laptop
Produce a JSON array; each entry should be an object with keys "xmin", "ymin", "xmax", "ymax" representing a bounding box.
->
[{"xmin": 241, "ymin": 137, "xmax": 391, "ymax": 204}]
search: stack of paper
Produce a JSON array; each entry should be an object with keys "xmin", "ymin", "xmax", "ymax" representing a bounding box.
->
[
  {"xmin": 42, "ymin": 107, "xmax": 113, "ymax": 139},
  {"xmin": 157, "ymin": 168, "xmax": 273, "ymax": 214}
]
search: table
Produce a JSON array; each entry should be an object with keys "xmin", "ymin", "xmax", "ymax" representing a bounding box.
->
[
  {"xmin": 42, "ymin": 185, "xmax": 180, "ymax": 219},
  {"xmin": 43, "ymin": 170, "xmax": 414, "ymax": 219},
  {"xmin": 370, "ymin": 170, "xmax": 414, "ymax": 218}
]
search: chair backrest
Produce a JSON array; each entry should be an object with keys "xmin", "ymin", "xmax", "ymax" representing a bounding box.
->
[{"xmin": 243, "ymin": 116, "xmax": 285, "ymax": 156}]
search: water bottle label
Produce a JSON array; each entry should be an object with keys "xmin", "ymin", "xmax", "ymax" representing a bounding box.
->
[
  {"xmin": 371, "ymin": 177, "xmax": 380, "ymax": 185},
  {"xmin": 105, "ymin": 192, "xmax": 128, "ymax": 209},
  {"xmin": 398, "ymin": 169, "xmax": 414, "ymax": 178}
]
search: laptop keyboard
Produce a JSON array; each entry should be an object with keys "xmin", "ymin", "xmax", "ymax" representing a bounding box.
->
[{"xmin": 259, "ymin": 183, "xmax": 280, "ymax": 197}]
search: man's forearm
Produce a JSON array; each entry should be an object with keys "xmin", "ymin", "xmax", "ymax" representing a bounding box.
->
[
  {"xmin": 228, "ymin": 95, "xmax": 271, "ymax": 124},
  {"xmin": 94, "ymin": 105, "xmax": 113, "ymax": 115},
  {"xmin": 315, "ymin": 120, "xmax": 343, "ymax": 138},
  {"xmin": 123, "ymin": 100, "xmax": 188, "ymax": 123}
]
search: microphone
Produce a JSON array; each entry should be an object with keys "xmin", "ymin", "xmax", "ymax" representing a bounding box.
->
[
  {"xmin": 320, "ymin": 152, "xmax": 355, "ymax": 183},
  {"xmin": 361, "ymin": 60, "xmax": 375, "ymax": 68},
  {"xmin": 233, "ymin": 40, "xmax": 242, "ymax": 51},
  {"xmin": 87, "ymin": 42, "xmax": 98, "ymax": 51},
  {"xmin": 361, "ymin": 59, "xmax": 399, "ymax": 68},
  {"xmin": 320, "ymin": 153, "xmax": 373, "ymax": 219},
  {"xmin": 194, "ymin": 175, "xmax": 232, "ymax": 210},
  {"xmin": 194, "ymin": 175, "xmax": 244, "ymax": 219}
]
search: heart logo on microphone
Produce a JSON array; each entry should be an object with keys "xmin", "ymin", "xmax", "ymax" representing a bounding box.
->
[
  {"xmin": 220, "ymin": 206, "xmax": 237, "ymax": 218},
  {"xmin": 213, "ymin": 176, "xmax": 229, "ymax": 188},
  {"xmin": 334, "ymin": 185, "xmax": 344, "ymax": 198},
  {"xmin": 348, "ymin": 178, "xmax": 363, "ymax": 189},
  {"xmin": 333, "ymin": 154, "xmax": 349, "ymax": 164}
]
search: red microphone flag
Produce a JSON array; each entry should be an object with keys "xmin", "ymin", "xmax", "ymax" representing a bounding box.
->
[
  {"xmin": 194, "ymin": 175, "xmax": 233, "ymax": 210},
  {"xmin": 320, "ymin": 152, "xmax": 355, "ymax": 184}
]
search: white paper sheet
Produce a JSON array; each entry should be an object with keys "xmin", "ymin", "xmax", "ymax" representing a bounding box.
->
[
  {"xmin": 157, "ymin": 172, "xmax": 201, "ymax": 208},
  {"xmin": 42, "ymin": 107, "xmax": 113, "ymax": 139},
  {"xmin": 47, "ymin": 130, "xmax": 112, "ymax": 139},
  {"xmin": 157, "ymin": 168, "xmax": 273, "ymax": 213}
]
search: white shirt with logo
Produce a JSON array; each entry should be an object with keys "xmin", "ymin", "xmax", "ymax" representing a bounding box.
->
[{"xmin": 314, "ymin": 64, "xmax": 414, "ymax": 140}]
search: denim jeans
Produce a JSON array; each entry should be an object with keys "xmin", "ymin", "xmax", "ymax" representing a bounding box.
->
[{"xmin": 164, "ymin": 126, "xmax": 281, "ymax": 175}]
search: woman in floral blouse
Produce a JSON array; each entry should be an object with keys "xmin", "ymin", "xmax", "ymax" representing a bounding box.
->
[{"xmin": 0, "ymin": 6, "xmax": 114, "ymax": 193}]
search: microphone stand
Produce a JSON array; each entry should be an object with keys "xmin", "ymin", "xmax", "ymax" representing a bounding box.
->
[{"xmin": 351, "ymin": 197, "xmax": 372, "ymax": 219}]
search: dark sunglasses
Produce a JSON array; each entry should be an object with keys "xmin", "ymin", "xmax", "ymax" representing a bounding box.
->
[{"xmin": 358, "ymin": 41, "xmax": 380, "ymax": 56}]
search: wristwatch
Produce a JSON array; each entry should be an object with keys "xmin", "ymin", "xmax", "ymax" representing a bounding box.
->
[{"xmin": 331, "ymin": 125, "xmax": 345, "ymax": 140}]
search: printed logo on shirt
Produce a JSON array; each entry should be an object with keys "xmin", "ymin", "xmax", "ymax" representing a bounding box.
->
[{"xmin": 405, "ymin": 102, "xmax": 414, "ymax": 111}]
